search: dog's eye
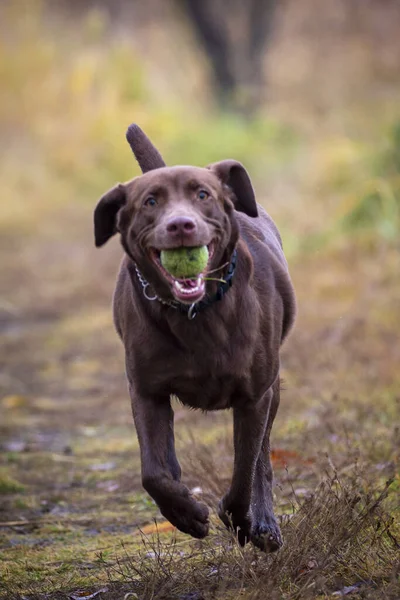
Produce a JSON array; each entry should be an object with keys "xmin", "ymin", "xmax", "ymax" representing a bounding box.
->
[
  {"xmin": 144, "ymin": 196, "xmax": 157, "ymax": 207},
  {"xmin": 198, "ymin": 190, "xmax": 209, "ymax": 200}
]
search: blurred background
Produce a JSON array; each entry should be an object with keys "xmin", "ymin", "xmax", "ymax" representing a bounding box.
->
[{"xmin": 1, "ymin": 1, "xmax": 399, "ymax": 598}]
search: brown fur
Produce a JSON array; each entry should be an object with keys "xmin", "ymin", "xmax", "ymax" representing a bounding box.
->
[{"xmin": 94, "ymin": 125, "xmax": 296, "ymax": 551}]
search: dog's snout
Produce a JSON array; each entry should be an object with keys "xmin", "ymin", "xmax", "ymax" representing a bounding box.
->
[{"xmin": 166, "ymin": 216, "xmax": 197, "ymax": 237}]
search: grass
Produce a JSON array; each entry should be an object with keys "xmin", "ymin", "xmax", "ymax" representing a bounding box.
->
[{"xmin": 1, "ymin": 1, "xmax": 400, "ymax": 599}]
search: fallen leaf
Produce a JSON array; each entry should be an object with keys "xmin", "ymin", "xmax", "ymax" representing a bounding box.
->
[
  {"xmin": 69, "ymin": 587, "xmax": 108, "ymax": 600},
  {"xmin": 1, "ymin": 395, "xmax": 28, "ymax": 409},
  {"xmin": 138, "ymin": 520, "xmax": 176, "ymax": 535},
  {"xmin": 271, "ymin": 448, "xmax": 313, "ymax": 467}
]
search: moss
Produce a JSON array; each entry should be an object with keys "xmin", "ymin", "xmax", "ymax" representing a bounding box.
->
[{"xmin": 0, "ymin": 471, "xmax": 25, "ymax": 494}]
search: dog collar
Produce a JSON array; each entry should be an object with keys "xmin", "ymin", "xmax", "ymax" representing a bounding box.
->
[{"xmin": 134, "ymin": 249, "xmax": 237, "ymax": 320}]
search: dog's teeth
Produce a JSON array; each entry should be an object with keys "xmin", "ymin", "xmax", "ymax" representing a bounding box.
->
[{"xmin": 174, "ymin": 278, "xmax": 206, "ymax": 296}]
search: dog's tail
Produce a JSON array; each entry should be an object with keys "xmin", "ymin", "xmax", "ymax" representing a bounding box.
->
[{"xmin": 126, "ymin": 124, "xmax": 166, "ymax": 173}]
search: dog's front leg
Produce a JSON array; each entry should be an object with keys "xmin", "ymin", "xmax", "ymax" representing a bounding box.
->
[
  {"xmin": 218, "ymin": 388, "xmax": 272, "ymax": 546},
  {"xmin": 129, "ymin": 384, "xmax": 209, "ymax": 539}
]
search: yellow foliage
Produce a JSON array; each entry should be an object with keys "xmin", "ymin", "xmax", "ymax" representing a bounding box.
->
[
  {"xmin": 0, "ymin": 0, "xmax": 296, "ymax": 236},
  {"xmin": 1, "ymin": 394, "xmax": 29, "ymax": 409}
]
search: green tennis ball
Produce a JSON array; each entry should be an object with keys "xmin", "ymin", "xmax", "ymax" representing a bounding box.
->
[{"xmin": 160, "ymin": 246, "xmax": 209, "ymax": 278}]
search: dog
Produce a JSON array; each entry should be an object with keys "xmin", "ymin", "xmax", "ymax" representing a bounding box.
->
[{"xmin": 94, "ymin": 124, "xmax": 296, "ymax": 552}]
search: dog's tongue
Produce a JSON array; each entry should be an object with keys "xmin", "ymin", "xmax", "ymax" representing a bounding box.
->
[
  {"xmin": 182, "ymin": 279, "xmax": 198, "ymax": 288},
  {"xmin": 173, "ymin": 276, "xmax": 205, "ymax": 303}
]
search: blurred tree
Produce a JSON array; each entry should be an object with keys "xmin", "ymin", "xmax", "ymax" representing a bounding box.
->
[
  {"xmin": 53, "ymin": 0, "xmax": 400, "ymax": 115},
  {"xmin": 178, "ymin": 0, "xmax": 277, "ymax": 114}
]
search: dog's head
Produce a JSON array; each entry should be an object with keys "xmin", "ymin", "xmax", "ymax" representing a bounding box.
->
[{"xmin": 94, "ymin": 125, "xmax": 258, "ymax": 305}]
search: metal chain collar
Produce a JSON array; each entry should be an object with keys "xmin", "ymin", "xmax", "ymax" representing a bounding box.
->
[{"xmin": 134, "ymin": 263, "xmax": 180, "ymax": 305}]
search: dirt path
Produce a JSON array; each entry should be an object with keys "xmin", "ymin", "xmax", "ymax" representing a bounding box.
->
[{"xmin": 1, "ymin": 206, "xmax": 399, "ymax": 599}]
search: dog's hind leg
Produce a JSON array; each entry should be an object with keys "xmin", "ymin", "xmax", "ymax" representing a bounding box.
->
[
  {"xmin": 218, "ymin": 386, "xmax": 273, "ymax": 546},
  {"xmin": 250, "ymin": 376, "xmax": 283, "ymax": 552}
]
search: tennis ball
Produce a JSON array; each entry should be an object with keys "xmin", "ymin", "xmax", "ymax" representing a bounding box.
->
[{"xmin": 160, "ymin": 246, "xmax": 209, "ymax": 278}]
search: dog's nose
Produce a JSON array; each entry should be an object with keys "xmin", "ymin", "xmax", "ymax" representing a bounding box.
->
[{"xmin": 166, "ymin": 216, "xmax": 197, "ymax": 237}]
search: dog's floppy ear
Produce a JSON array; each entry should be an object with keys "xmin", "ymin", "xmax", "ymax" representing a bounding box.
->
[
  {"xmin": 208, "ymin": 159, "xmax": 258, "ymax": 218},
  {"xmin": 94, "ymin": 184, "xmax": 126, "ymax": 247}
]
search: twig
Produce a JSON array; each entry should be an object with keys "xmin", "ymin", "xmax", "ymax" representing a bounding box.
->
[{"xmin": 0, "ymin": 519, "xmax": 55, "ymax": 527}]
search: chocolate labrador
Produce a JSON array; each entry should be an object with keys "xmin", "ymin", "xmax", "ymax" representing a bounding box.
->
[{"xmin": 94, "ymin": 124, "xmax": 296, "ymax": 552}]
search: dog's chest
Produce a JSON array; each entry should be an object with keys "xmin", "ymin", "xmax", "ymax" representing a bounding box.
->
[
  {"xmin": 136, "ymin": 321, "xmax": 255, "ymax": 409},
  {"xmin": 172, "ymin": 373, "xmax": 242, "ymax": 410}
]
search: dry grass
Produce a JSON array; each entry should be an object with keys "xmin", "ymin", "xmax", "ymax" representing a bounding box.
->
[{"xmin": 98, "ymin": 475, "xmax": 398, "ymax": 600}]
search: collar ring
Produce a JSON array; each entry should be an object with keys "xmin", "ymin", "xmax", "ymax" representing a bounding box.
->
[{"xmin": 142, "ymin": 283, "xmax": 158, "ymax": 301}]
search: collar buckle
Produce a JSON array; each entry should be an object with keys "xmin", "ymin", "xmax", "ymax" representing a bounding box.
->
[{"xmin": 187, "ymin": 303, "xmax": 198, "ymax": 320}]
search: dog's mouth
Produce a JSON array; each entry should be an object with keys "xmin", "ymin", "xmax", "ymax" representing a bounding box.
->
[{"xmin": 150, "ymin": 242, "xmax": 215, "ymax": 304}]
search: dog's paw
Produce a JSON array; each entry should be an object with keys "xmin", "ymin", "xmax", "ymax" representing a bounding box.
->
[
  {"xmin": 160, "ymin": 493, "xmax": 209, "ymax": 539},
  {"xmin": 250, "ymin": 515, "xmax": 283, "ymax": 553},
  {"xmin": 218, "ymin": 495, "xmax": 252, "ymax": 546}
]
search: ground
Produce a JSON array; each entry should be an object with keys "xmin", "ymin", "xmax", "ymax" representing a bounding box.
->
[{"xmin": 0, "ymin": 195, "xmax": 399, "ymax": 599}]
